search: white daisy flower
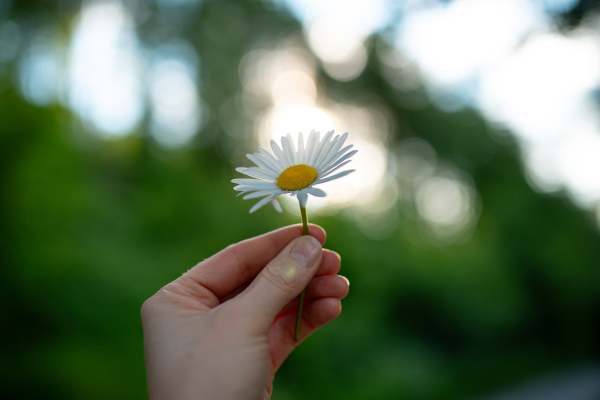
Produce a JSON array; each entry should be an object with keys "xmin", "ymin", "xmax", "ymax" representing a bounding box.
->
[{"xmin": 233, "ymin": 130, "xmax": 357, "ymax": 213}]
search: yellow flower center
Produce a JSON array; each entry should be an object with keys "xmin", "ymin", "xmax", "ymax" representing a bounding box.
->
[{"xmin": 277, "ymin": 164, "xmax": 318, "ymax": 191}]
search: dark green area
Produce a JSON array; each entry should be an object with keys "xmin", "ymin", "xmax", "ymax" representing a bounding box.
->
[{"xmin": 1, "ymin": 1, "xmax": 599, "ymax": 399}]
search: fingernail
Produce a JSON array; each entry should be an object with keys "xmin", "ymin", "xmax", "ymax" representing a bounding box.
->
[
  {"xmin": 291, "ymin": 236, "xmax": 321, "ymax": 269},
  {"xmin": 340, "ymin": 275, "xmax": 350, "ymax": 286}
]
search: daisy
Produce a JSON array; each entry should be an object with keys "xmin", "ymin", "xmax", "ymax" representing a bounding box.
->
[
  {"xmin": 233, "ymin": 130, "xmax": 356, "ymax": 341},
  {"xmin": 232, "ymin": 130, "xmax": 357, "ymax": 213}
]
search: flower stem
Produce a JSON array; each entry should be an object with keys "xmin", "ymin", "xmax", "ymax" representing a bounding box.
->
[
  {"xmin": 295, "ymin": 204, "xmax": 309, "ymax": 341},
  {"xmin": 300, "ymin": 205, "xmax": 309, "ymax": 235}
]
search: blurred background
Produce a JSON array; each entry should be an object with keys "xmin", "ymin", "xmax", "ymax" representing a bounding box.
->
[{"xmin": 1, "ymin": 0, "xmax": 600, "ymax": 399}]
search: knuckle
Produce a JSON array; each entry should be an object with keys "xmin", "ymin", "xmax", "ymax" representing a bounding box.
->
[
  {"xmin": 262, "ymin": 259, "xmax": 300, "ymax": 292},
  {"xmin": 140, "ymin": 297, "xmax": 157, "ymax": 323},
  {"xmin": 140, "ymin": 287, "xmax": 172, "ymax": 323}
]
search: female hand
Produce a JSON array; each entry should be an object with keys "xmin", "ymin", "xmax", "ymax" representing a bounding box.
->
[{"xmin": 141, "ymin": 224, "xmax": 349, "ymax": 400}]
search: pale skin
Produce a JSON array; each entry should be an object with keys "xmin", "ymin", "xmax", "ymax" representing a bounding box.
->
[{"xmin": 141, "ymin": 224, "xmax": 350, "ymax": 400}]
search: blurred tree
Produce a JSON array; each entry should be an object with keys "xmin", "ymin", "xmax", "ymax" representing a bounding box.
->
[{"xmin": 1, "ymin": 1, "xmax": 599, "ymax": 399}]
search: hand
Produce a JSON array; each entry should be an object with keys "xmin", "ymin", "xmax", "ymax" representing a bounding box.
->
[{"xmin": 141, "ymin": 225, "xmax": 349, "ymax": 400}]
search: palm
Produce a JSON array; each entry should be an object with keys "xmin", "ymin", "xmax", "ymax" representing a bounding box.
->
[{"xmin": 147, "ymin": 225, "xmax": 348, "ymax": 400}]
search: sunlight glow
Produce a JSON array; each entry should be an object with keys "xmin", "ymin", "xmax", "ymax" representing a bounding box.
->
[
  {"xmin": 557, "ymin": 126, "xmax": 600, "ymax": 207},
  {"xmin": 398, "ymin": 0, "xmax": 541, "ymax": 85},
  {"xmin": 478, "ymin": 31, "xmax": 600, "ymax": 209},
  {"xmin": 241, "ymin": 45, "xmax": 393, "ymax": 215},
  {"xmin": 417, "ymin": 176, "xmax": 472, "ymax": 226},
  {"xmin": 240, "ymin": 47, "xmax": 316, "ymax": 99},
  {"xmin": 392, "ymin": 1, "xmax": 600, "ymax": 217},
  {"xmin": 522, "ymin": 144, "xmax": 563, "ymax": 193},
  {"xmin": 67, "ymin": 2, "xmax": 144, "ymax": 136},
  {"xmin": 415, "ymin": 171, "xmax": 478, "ymax": 244},
  {"xmin": 275, "ymin": 133, "xmax": 389, "ymax": 217},
  {"xmin": 148, "ymin": 41, "xmax": 202, "ymax": 149},
  {"xmin": 271, "ymin": 69, "xmax": 317, "ymax": 107},
  {"xmin": 258, "ymin": 106, "xmax": 334, "ymax": 148},
  {"xmin": 285, "ymin": 0, "xmax": 388, "ymax": 80},
  {"xmin": 479, "ymin": 33, "xmax": 600, "ymax": 143},
  {"xmin": 394, "ymin": 138, "xmax": 478, "ymax": 243}
]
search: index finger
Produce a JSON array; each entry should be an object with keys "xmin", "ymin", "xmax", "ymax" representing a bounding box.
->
[{"xmin": 183, "ymin": 224, "xmax": 326, "ymax": 299}]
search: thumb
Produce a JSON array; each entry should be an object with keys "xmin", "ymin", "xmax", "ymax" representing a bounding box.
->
[{"xmin": 236, "ymin": 235, "xmax": 322, "ymax": 332}]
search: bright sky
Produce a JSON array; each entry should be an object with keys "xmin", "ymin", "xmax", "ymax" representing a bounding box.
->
[
  {"xmin": 16, "ymin": 0, "xmax": 600, "ymax": 237},
  {"xmin": 391, "ymin": 0, "xmax": 600, "ymax": 214}
]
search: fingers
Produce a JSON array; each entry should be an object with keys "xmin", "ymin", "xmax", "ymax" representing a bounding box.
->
[
  {"xmin": 268, "ymin": 297, "xmax": 343, "ymax": 371},
  {"xmin": 276, "ymin": 274, "xmax": 349, "ymax": 316},
  {"xmin": 215, "ymin": 249, "xmax": 342, "ymax": 305},
  {"xmin": 181, "ymin": 224, "xmax": 326, "ymax": 299},
  {"xmin": 235, "ymin": 235, "xmax": 323, "ymax": 332},
  {"xmin": 300, "ymin": 297, "xmax": 343, "ymax": 333},
  {"xmin": 277, "ymin": 297, "xmax": 343, "ymax": 343},
  {"xmin": 306, "ymin": 275, "xmax": 349, "ymax": 301},
  {"xmin": 316, "ymin": 250, "xmax": 341, "ymax": 276},
  {"xmin": 267, "ymin": 267, "xmax": 349, "ymax": 371}
]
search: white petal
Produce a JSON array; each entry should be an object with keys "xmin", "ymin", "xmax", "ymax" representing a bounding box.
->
[
  {"xmin": 320, "ymin": 159, "xmax": 352, "ymax": 178},
  {"xmin": 254, "ymin": 152, "xmax": 282, "ymax": 173},
  {"xmin": 287, "ymin": 133, "xmax": 298, "ymax": 164},
  {"xmin": 249, "ymin": 194, "xmax": 275, "ymax": 213},
  {"xmin": 325, "ymin": 144, "xmax": 354, "ymax": 166},
  {"xmin": 323, "ymin": 131, "xmax": 347, "ymax": 157},
  {"xmin": 315, "ymin": 135, "xmax": 340, "ymax": 172},
  {"xmin": 232, "ymin": 178, "xmax": 261, "ymax": 184},
  {"xmin": 321, "ymin": 130, "xmax": 335, "ymax": 145},
  {"xmin": 246, "ymin": 166, "xmax": 280, "ymax": 179},
  {"xmin": 316, "ymin": 133, "xmax": 349, "ymax": 172},
  {"xmin": 296, "ymin": 191, "xmax": 308, "ymax": 208},
  {"xmin": 312, "ymin": 130, "xmax": 335, "ymax": 169},
  {"xmin": 305, "ymin": 187, "xmax": 326, "ymax": 197},
  {"xmin": 322, "ymin": 131, "xmax": 339, "ymax": 155},
  {"xmin": 313, "ymin": 169, "xmax": 355, "ymax": 185},
  {"xmin": 232, "ymin": 178, "xmax": 278, "ymax": 186},
  {"xmin": 336, "ymin": 132, "xmax": 349, "ymax": 150},
  {"xmin": 234, "ymin": 185, "xmax": 277, "ymax": 194},
  {"xmin": 243, "ymin": 189, "xmax": 282, "ymax": 199},
  {"xmin": 319, "ymin": 149, "xmax": 357, "ymax": 176},
  {"xmin": 270, "ymin": 140, "xmax": 291, "ymax": 168},
  {"xmin": 297, "ymin": 131, "xmax": 305, "ymax": 164},
  {"xmin": 305, "ymin": 130, "xmax": 320, "ymax": 166},
  {"xmin": 259, "ymin": 147, "xmax": 285, "ymax": 171},
  {"xmin": 233, "ymin": 184, "xmax": 275, "ymax": 191},
  {"xmin": 233, "ymin": 181, "xmax": 278, "ymax": 188},
  {"xmin": 272, "ymin": 198, "xmax": 283, "ymax": 213},
  {"xmin": 247, "ymin": 154, "xmax": 279, "ymax": 175},
  {"xmin": 236, "ymin": 167, "xmax": 278, "ymax": 181},
  {"xmin": 281, "ymin": 135, "xmax": 296, "ymax": 166}
]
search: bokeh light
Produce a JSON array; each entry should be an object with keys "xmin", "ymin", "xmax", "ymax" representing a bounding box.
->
[
  {"xmin": 238, "ymin": 43, "xmax": 395, "ymax": 219},
  {"xmin": 18, "ymin": 28, "xmax": 63, "ymax": 106},
  {"xmin": 67, "ymin": 2, "xmax": 144, "ymax": 136},
  {"xmin": 148, "ymin": 41, "xmax": 203, "ymax": 149},
  {"xmin": 416, "ymin": 172, "xmax": 478, "ymax": 243},
  {"xmin": 394, "ymin": 138, "xmax": 479, "ymax": 243},
  {"xmin": 285, "ymin": 0, "xmax": 389, "ymax": 81},
  {"xmin": 478, "ymin": 30, "xmax": 600, "ymax": 208},
  {"xmin": 385, "ymin": 0, "xmax": 600, "ymax": 227},
  {"xmin": 5, "ymin": 1, "xmax": 600, "ymax": 399},
  {"xmin": 397, "ymin": 0, "xmax": 542, "ymax": 85}
]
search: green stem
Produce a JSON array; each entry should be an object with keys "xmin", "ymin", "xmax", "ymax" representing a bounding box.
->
[
  {"xmin": 300, "ymin": 205, "xmax": 309, "ymax": 235},
  {"xmin": 295, "ymin": 204, "xmax": 309, "ymax": 341}
]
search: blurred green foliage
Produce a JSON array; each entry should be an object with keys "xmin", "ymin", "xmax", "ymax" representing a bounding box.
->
[{"xmin": 1, "ymin": 1, "xmax": 599, "ymax": 399}]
